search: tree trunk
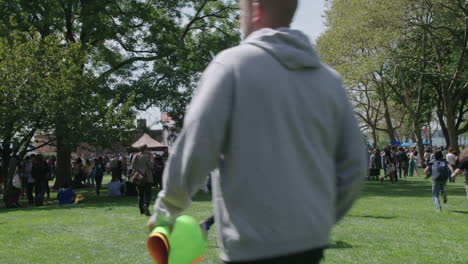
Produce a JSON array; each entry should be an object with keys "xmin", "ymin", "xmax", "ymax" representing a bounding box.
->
[
  {"xmin": 54, "ymin": 126, "xmax": 73, "ymax": 188},
  {"xmin": 1, "ymin": 140, "xmax": 13, "ymax": 200},
  {"xmin": 427, "ymin": 122, "xmax": 433, "ymax": 147},
  {"xmin": 410, "ymin": 111, "xmax": 425, "ymax": 160},
  {"xmin": 372, "ymin": 127, "xmax": 378, "ymax": 148},
  {"xmin": 446, "ymin": 105, "xmax": 460, "ymax": 151},
  {"xmin": 2, "ymin": 157, "xmax": 17, "ymax": 206},
  {"xmin": 381, "ymin": 95, "xmax": 397, "ymax": 142},
  {"xmin": 437, "ymin": 110, "xmax": 450, "ymax": 147}
]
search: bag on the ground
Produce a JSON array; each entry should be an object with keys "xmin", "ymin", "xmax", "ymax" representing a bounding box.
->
[
  {"xmin": 131, "ymin": 170, "xmax": 146, "ymax": 186},
  {"xmin": 431, "ymin": 161, "xmax": 450, "ymax": 181}
]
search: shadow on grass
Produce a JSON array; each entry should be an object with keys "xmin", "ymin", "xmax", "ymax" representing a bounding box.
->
[
  {"xmin": 328, "ymin": 241, "xmax": 353, "ymax": 249},
  {"xmin": 0, "ymin": 186, "xmax": 211, "ymax": 213},
  {"xmin": 349, "ymin": 215, "xmax": 396, "ymax": 219},
  {"xmin": 192, "ymin": 191, "xmax": 212, "ymax": 202},
  {"xmin": 450, "ymin": 210, "xmax": 468, "ymax": 215}
]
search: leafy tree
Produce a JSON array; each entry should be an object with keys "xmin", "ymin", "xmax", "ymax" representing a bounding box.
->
[
  {"xmin": 318, "ymin": 0, "xmax": 467, "ymax": 152},
  {"xmin": 0, "ymin": 0, "xmax": 240, "ymax": 187},
  {"xmin": 317, "ymin": 0, "xmax": 408, "ymax": 144},
  {"xmin": 404, "ymin": 0, "xmax": 468, "ymax": 150}
]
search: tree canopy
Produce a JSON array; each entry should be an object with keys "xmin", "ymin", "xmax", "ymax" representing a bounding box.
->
[
  {"xmin": 317, "ymin": 0, "xmax": 468, "ymax": 151},
  {"xmin": 0, "ymin": 0, "xmax": 240, "ymax": 190}
]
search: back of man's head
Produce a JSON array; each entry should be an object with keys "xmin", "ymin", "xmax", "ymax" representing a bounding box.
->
[
  {"xmin": 242, "ymin": 0, "xmax": 298, "ymax": 37},
  {"xmin": 434, "ymin": 150, "xmax": 443, "ymax": 161},
  {"xmin": 256, "ymin": 0, "xmax": 298, "ymax": 27}
]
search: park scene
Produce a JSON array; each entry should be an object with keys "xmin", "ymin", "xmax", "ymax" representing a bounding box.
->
[{"xmin": 1, "ymin": 0, "xmax": 467, "ymax": 264}]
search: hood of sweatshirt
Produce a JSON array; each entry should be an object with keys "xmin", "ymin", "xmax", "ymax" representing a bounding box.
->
[{"xmin": 242, "ymin": 27, "xmax": 321, "ymax": 70}]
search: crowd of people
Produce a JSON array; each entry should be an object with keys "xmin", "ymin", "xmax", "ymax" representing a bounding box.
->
[
  {"xmin": 2, "ymin": 148, "xmax": 168, "ymax": 209},
  {"xmin": 368, "ymin": 144, "xmax": 468, "ymax": 211},
  {"xmin": 368, "ymin": 145, "xmax": 466, "ymax": 182}
]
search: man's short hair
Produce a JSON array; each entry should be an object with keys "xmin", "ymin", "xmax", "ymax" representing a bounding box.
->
[
  {"xmin": 254, "ymin": 0, "xmax": 298, "ymax": 26},
  {"xmin": 434, "ymin": 150, "xmax": 443, "ymax": 160}
]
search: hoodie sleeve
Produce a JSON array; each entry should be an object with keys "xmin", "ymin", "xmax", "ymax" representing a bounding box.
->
[
  {"xmin": 334, "ymin": 88, "xmax": 367, "ymax": 223},
  {"xmin": 151, "ymin": 60, "xmax": 234, "ymax": 226}
]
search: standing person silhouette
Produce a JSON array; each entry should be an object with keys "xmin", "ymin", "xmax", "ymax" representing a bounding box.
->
[{"xmin": 148, "ymin": 1, "xmax": 367, "ymax": 263}]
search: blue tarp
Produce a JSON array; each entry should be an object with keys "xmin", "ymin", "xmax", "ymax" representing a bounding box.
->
[{"xmin": 401, "ymin": 142, "xmax": 412, "ymax": 147}]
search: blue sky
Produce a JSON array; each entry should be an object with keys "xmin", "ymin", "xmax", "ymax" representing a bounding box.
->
[
  {"xmin": 139, "ymin": 1, "xmax": 328, "ymax": 128},
  {"xmin": 291, "ymin": 0, "xmax": 327, "ymax": 42}
]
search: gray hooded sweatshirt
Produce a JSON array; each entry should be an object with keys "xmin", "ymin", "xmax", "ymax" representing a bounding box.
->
[{"xmin": 152, "ymin": 28, "xmax": 367, "ymax": 262}]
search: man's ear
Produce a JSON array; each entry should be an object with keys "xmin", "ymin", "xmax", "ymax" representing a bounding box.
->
[{"xmin": 251, "ymin": 1, "xmax": 263, "ymax": 25}]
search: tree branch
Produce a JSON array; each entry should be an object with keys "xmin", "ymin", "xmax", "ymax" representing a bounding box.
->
[
  {"xmin": 26, "ymin": 138, "xmax": 57, "ymax": 152},
  {"xmin": 97, "ymin": 55, "xmax": 157, "ymax": 81}
]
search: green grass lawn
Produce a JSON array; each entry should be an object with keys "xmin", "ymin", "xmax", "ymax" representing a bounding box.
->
[{"xmin": 1, "ymin": 173, "xmax": 467, "ymax": 264}]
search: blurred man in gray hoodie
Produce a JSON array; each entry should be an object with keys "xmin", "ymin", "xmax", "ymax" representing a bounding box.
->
[{"xmin": 148, "ymin": 0, "xmax": 367, "ymax": 263}]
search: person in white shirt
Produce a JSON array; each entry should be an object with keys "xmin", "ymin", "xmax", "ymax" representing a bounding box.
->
[
  {"xmin": 446, "ymin": 149, "xmax": 457, "ymax": 171},
  {"xmin": 409, "ymin": 150, "xmax": 420, "ymax": 177},
  {"xmin": 446, "ymin": 149, "xmax": 457, "ymax": 183}
]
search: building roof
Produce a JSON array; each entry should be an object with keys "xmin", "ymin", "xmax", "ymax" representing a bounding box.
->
[{"xmin": 131, "ymin": 133, "xmax": 165, "ymax": 149}]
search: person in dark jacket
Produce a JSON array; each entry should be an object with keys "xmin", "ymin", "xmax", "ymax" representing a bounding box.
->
[
  {"xmin": 31, "ymin": 154, "xmax": 49, "ymax": 206},
  {"xmin": 153, "ymin": 155, "xmax": 165, "ymax": 189},
  {"xmin": 93, "ymin": 157, "xmax": 106, "ymax": 196},
  {"xmin": 427, "ymin": 150, "xmax": 451, "ymax": 212},
  {"xmin": 397, "ymin": 148, "xmax": 409, "ymax": 178}
]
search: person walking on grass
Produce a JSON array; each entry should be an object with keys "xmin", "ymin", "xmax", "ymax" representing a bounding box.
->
[
  {"xmin": 93, "ymin": 157, "xmax": 106, "ymax": 196},
  {"xmin": 427, "ymin": 150, "xmax": 451, "ymax": 212},
  {"xmin": 31, "ymin": 154, "xmax": 49, "ymax": 206},
  {"xmin": 397, "ymin": 147, "xmax": 409, "ymax": 179},
  {"xmin": 446, "ymin": 148, "xmax": 457, "ymax": 183},
  {"xmin": 451, "ymin": 148, "xmax": 468, "ymax": 198},
  {"xmin": 19, "ymin": 156, "xmax": 32, "ymax": 199},
  {"xmin": 26, "ymin": 154, "xmax": 36, "ymax": 205},
  {"xmin": 109, "ymin": 155, "xmax": 122, "ymax": 182},
  {"xmin": 147, "ymin": 1, "xmax": 367, "ymax": 263},
  {"xmin": 409, "ymin": 150, "xmax": 420, "ymax": 177},
  {"xmin": 131, "ymin": 144, "xmax": 153, "ymax": 216},
  {"xmin": 84, "ymin": 158, "xmax": 95, "ymax": 186},
  {"xmin": 424, "ymin": 148, "xmax": 432, "ymax": 168}
]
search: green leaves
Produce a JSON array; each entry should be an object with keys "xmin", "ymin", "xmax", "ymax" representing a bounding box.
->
[{"xmin": 318, "ymin": 0, "xmax": 467, "ymax": 149}]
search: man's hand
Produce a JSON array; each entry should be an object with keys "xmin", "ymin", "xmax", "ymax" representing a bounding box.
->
[
  {"xmin": 147, "ymin": 211, "xmax": 174, "ymax": 232},
  {"xmin": 147, "ymin": 215, "xmax": 156, "ymax": 232}
]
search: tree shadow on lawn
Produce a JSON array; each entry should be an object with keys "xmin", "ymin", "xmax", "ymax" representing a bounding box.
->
[
  {"xmin": 349, "ymin": 215, "xmax": 396, "ymax": 219},
  {"xmin": 328, "ymin": 241, "xmax": 354, "ymax": 249},
  {"xmin": 449, "ymin": 210, "xmax": 468, "ymax": 215},
  {"xmin": 0, "ymin": 187, "xmax": 211, "ymax": 213},
  {"xmin": 361, "ymin": 179, "xmax": 466, "ymax": 198},
  {"xmin": 192, "ymin": 191, "xmax": 212, "ymax": 202}
]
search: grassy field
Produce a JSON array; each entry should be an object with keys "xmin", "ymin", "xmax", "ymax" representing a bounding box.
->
[{"xmin": 1, "ymin": 173, "xmax": 467, "ymax": 264}]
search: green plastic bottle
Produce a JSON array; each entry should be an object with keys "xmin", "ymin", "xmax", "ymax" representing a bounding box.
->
[{"xmin": 148, "ymin": 215, "xmax": 208, "ymax": 264}]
